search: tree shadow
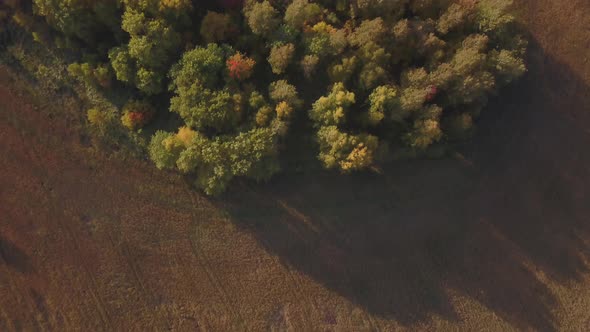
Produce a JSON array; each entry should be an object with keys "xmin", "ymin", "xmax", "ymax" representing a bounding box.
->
[
  {"xmin": 0, "ymin": 236, "xmax": 35, "ymax": 274},
  {"xmin": 218, "ymin": 36, "xmax": 590, "ymax": 330}
]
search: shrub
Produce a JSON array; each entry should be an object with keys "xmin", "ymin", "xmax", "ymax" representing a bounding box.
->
[{"xmin": 120, "ymin": 100, "xmax": 154, "ymax": 130}]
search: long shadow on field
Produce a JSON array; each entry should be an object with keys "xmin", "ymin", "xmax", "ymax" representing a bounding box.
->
[
  {"xmin": 0, "ymin": 236, "xmax": 34, "ymax": 274},
  {"xmin": 221, "ymin": 38, "xmax": 590, "ymax": 330}
]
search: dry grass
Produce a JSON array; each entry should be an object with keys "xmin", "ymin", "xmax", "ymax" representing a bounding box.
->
[{"xmin": 1, "ymin": 0, "xmax": 590, "ymax": 330}]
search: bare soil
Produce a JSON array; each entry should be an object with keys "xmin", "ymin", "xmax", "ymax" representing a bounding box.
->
[{"xmin": 1, "ymin": 0, "xmax": 589, "ymax": 330}]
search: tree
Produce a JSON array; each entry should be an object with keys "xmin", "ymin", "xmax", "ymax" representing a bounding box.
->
[
  {"xmin": 275, "ymin": 101, "xmax": 293, "ymax": 120},
  {"xmin": 351, "ymin": 0, "xmax": 407, "ymax": 19},
  {"xmin": 348, "ymin": 18, "xmax": 386, "ymax": 48},
  {"xmin": 476, "ymin": 0, "xmax": 515, "ymax": 33},
  {"xmin": 268, "ymin": 43, "xmax": 295, "ymax": 74},
  {"xmin": 310, "ymin": 83, "xmax": 355, "ymax": 127},
  {"xmin": 170, "ymin": 44, "xmax": 227, "ymax": 90},
  {"xmin": 123, "ymin": 0, "xmax": 193, "ymax": 23},
  {"xmin": 367, "ymin": 85, "xmax": 404, "ymax": 125},
  {"xmin": 316, "ymin": 126, "xmax": 379, "ymax": 172},
  {"xmin": 173, "ymin": 127, "xmax": 280, "ymax": 195},
  {"xmin": 405, "ymin": 105, "xmax": 443, "ymax": 149},
  {"xmin": 68, "ymin": 62, "xmax": 113, "ymax": 88},
  {"xmin": 149, "ymin": 130, "xmax": 185, "ymax": 170},
  {"xmin": 25, "ymin": 0, "xmax": 527, "ymax": 195},
  {"xmin": 33, "ymin": 0, "xmax": 121, "ymax": 47},
  {"xmin": 256, "ymin": 105, "xmax": 274, "ymax": 127},
  {"xmin": 200, "ymin": 11, "xmax": 235, "ymax": 43},
  {"xmin": 170, "ymin": 85, "xmax": 239, "ymax": 132},
  {"xmin": 120, "ymin": 100, "xmax": 154, "ymax": 130},
  {"xmin": 109, "ymin": 9, "xmax": 181, "ymax": 94},
  {"xmin": 301, "ymin": 54, "xmax": 319, "ymax": 79},
  {"xmin": 284, "ymin": 0, "xmax": 322, "ymax": 29},
  {"xmin": 304, "ymin": 22, "xmax": 342, "ymax": 58},
  {"xmin": 329, "ymin": 56, "xmax": 358, "ymax": 83},
  {"xmin": 227, "ymin": 52, "xmax": 256, "ymax": 80},
  {"xmin": 489, "ymin": 49, "xmax": 526, "ymax": 84},
  {"xmin": 269, "ymin": 80, "xmax": 302, "ymax": 108},
  {"xmin": 244, "ymin": 0, "xmax": 280, "ymax": 37},
  {"xmin": 437, "ymin": 3, "xmax": 475, "ymax": 35}
]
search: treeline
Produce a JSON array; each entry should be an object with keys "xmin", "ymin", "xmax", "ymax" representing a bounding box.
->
[{"xmin": 1, "ymin": 0, "xmax": 526, "ymax": 195}]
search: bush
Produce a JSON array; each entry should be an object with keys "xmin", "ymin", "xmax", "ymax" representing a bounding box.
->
[{"xmin": 120, "ymin": 100, "xmax": 154, "ymax": 130}]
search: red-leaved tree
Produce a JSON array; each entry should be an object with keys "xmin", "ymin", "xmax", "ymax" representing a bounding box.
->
[{"xmin": 226, "ymin": 52, "xmax": 256, "ymax": 81}]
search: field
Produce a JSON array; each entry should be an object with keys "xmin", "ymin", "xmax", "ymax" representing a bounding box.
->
[{"xmin": 1, "ymin": 0, "xmax": 590, "ymax": 330}]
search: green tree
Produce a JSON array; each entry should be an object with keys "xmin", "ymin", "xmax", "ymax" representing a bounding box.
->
[
  {"xmin": 169, "ymin": 43, "xmax": 227, "ymax": 90},
  {"xmin": 109, "ymin": 9, "xmax": 181, "ymax": 94},
  {"xmin": 170, "ymin": 85, "xmax": 239, "ymax": 132},
  {"xmin": 33, "ymin": 0, "xmax": 121, "ymax": 47},
  {"xmin": 149, "ymin": 130, "xmax": 185, "ymax": 170},
  {"xmin": 316, "ymin": 126, "xmax": 379, "ymax": 172},
  {"xmin": 367, "ymin": 85, "xmax": 405, "ymax": 125},
  {"xmin": 489, "ymin": 49, "xmax": 526, "ymax": 84},
  {"xmin": 269, "ymin": 80, "xmax": 302, "ymax": 108},
  {"xmin": 476, "ymin": 0, "xmax": 515, "ymax": 33},
  {"xmin": 310, "ymin": 83, "xmax": 355, "ymax": 127},
  {"xmin": 173, "ymin": 127, "xmax": 280, "ymax": 195}
]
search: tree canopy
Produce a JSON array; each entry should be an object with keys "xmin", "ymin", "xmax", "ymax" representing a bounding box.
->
[{"xmin": 15, "ymin": 0, "xmax": 526, "ymax": 194}]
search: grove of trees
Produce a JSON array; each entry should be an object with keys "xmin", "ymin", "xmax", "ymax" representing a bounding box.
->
[{"xmin": 4, "ymin": 0, "xmax": 526, "ymax": 194}]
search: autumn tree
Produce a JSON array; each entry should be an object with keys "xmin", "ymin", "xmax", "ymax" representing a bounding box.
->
[
  {"xmin": 284, "ymin": 0, "xmax": 322, "ymax": 29},
  {"xmin": 243, "ymin": 0, "xmax": 280, "ymax": 37},
  {"xmin": 121, "ymin": 99, "xmax": 155, "ymax": 130},
  {"xmin": 227, "ymin": 52, "xmax": 256, "ymax": 80},
  {"xmin": 268, "ymin": 43, "xmax": 295, "ymax": 74},
  {"xmin": 200, "ymin": 11, "xmax": 235, "ymax": 43},
  {"xmin": 23, "ymin": 0, "xmax": 527, "ymax": 194}
]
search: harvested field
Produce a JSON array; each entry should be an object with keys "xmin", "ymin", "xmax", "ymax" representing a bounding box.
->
[{"xmin": 1, "ymin": 0, "xmax": 590, "ymax": 330}]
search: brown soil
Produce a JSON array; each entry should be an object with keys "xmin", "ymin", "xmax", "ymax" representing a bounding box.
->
[{"xmin": 1, "ymin": 0, "xmax": 589, "ymax": 330}]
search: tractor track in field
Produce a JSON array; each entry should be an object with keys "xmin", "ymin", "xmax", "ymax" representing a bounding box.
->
[
  {"xmin": 103, "ymin": 226, "xmax": 174, "ymax": 330},
  {"xmin": 238, "ymin": 185, "xmax": 318, "ymax": 330},
  {"xmin": 185, "ymin": 187, "xmax": 248, "ymax": 331},
  {"xmin": 2, "ymin": 0, "xmax": 590, "ymax": 329},
  {"xmin": 238, "ymin": 184, "xmax": 384, "ymax": 331},
  {"xmin": 53, "ymin": 210, "xmax": 114, "ymax": 331}
]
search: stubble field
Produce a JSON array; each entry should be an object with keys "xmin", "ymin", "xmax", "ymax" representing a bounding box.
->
[{"xmin": 1, "ymin": 0, "xmax": 590, "ymax": 330}]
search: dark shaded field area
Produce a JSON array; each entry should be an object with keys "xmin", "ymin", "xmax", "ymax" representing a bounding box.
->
[{"xmin": 1, "ymin": 0, "xmax": 590, "ymax": 330}]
